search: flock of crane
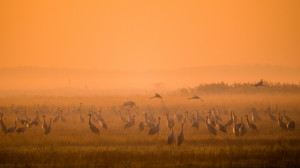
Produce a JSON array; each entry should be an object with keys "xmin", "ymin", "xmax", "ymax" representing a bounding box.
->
[{"xmin": 0, "ymin": 92, "xmax": 296, "ymax": 147}]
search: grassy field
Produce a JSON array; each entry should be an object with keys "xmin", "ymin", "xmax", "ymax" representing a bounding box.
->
[{"xmin": 0, "ymin": 93, "xmax": 300, "ymax": 167}]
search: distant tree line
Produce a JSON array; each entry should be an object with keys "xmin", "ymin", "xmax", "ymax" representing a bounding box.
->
[{"xmin": 178, "ymin": 82, "xmax": 300, "ymax": 94}]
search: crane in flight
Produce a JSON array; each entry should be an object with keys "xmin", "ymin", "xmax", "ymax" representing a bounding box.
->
[
  {"xmin": 254, "ymin": 79, "xmax": 266, "ymax": 87},
  {"xmin": 123, "ymin": 101, "xmax": 136, "ymax": 108},
  {"xmin": 188, "ymin": 95, "xmax": 204, "ymax": 102},
  {"xmin": 150, "ymin": 93, "xmax": 162, "ymax": 99}
]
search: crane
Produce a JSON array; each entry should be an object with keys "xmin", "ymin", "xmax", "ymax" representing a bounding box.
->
[
  {"xmin": 215, "ymin": 116, "xmax": 227, "ymax": 133},
  {"xmin": 167, "ymin": 125, "xmax": 175, "ymax": 145},
  {"xmin": 205, "ymin": 116, "xmax": 217, "ymax": 135},
  {"xmin": 149, "ymin": 117, "xmax": 160, "ymax": 135},
  {"xmin": 245, "ymin": 115, "xmax": 257, "ymax": 130},
  {"xmin": 239, "ymin": 117, "xmax": 247, "ymax": 136},
  {"xmin": 150, "ymin": 93, "xmax": 162, "ymax": 99},
  {"xmin": 88, "ymin": 114, "xmax": 99, "ymax": 134},
  {"xmin": 177, "ymin": 123, "xmax": 184, "ymax": 146}
]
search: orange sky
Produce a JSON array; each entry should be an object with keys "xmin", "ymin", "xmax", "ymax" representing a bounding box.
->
[{"xmin": 0, "ymin": 0, "xmax": 300, "ymax": 71}]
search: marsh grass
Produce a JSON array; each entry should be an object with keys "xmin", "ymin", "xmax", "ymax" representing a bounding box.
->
[{"xmin": 0, "ymin": 93, "xmax": 299, "ymax": 167}]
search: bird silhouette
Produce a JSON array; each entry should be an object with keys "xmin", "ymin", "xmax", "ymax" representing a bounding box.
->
[{"xmin": 150, "ymin": 93, "xmax": 162, "ymax": 99}]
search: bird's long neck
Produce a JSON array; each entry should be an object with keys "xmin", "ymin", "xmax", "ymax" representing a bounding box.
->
[
  {"xmin": 89, "ymin": 115, "xmax": 91, "ymax": 123},
  {"xmin": 49, "ymin": 119, "xmax": 52, "ymax": 126},
  {"xmin": 43, "ymin": 117, "xmax": 46, "ymax": 123}
]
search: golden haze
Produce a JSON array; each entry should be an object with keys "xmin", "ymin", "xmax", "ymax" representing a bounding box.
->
[{"xmin": 0, "ymin": 0, "xmax": 299, "ymax": 92}]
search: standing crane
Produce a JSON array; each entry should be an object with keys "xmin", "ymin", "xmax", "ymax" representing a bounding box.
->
[
  {"xmin": 267, "ymin": 107, "xmax": 277, "ymax": 122},
  {"xmin": 0, "ymin": 113, "xmax": 7, "ymax": 133},
  {"xmin": 53, "ymin": 108, "xmax": 61, "ymax": 124},
  {"xmin": 283, "ymin": 111, "xmax": 295, "ymax": 131},
  {"xmin": 167, "ymin": 125, "xmax": 175, "ymax": 145},
  {"xmin": 139, "ymin": 122, "xmax": 144, "ymax": 131},
  {"xmin": 144, "ymin": 113, "xmax": 155, "ymax": 129},
  {"xmin": 245, "ymin": 115, "xmax": 257, "ymax": 130},
  {"xmin": 88, "ymin": 114, "xmax": 99, "ymax": 134},
  {"xmin": 79, "ymin": 103, "xmax": 85, "ymax": 123},
  {"xmin": 205, "ymin": 116, "xmax": 217, "ymax": 135},
  {"xmin": 183, "ymin": 111, "xmax": 188, "ymax": 124},
  {"xmin": 277, "ymin": 113, "xmax": 288, "ymax": 130},
  {"xmin": 239, "ymin": 117, "xmax": 247, "ymax": 136},
  {"xmin": 177, "ymin": 123, "xmax": 184, "ymax": 146},
  {"xmin": 16, "ymin": 125, "xmax": 27, "ymax": 134},
  {"xmin": 192, "ymin": 115, "xmax": 200, "ymax": 129},
  {"xmin": 207, "ymin": 111, "xmax": 216, "ymax": 127},
  {"xmin": 124, "ymin": 115, "xmax": 135, "ymax": 129},
  {"xmin": 215, "ymin": 116, "xmax": 227, "ymax": 133},
  {"xmin": 232, "ymin": 116, "xmax": 239, "ymax": 136},
  {"xmin": 251, "ymin": 108, "xmax": 261, "ymax": 122},
  {"xmin": 96, "ymin": 109, "xmax": 107, "ymax": 129},
  {"xmin": 119, "ymin": 110, "xmax": 129, "ymax": 123},
  {"xmin": 44, "ymin": 118, "xmax": 52, "ymax": 135},
  {"xmin": 224, "ymin": 112, "xmax": 233, "ymax": 128},
  {"xmin": 6, "ymin": 120, "xmax": 17, "ymax": 134},
  {"xmin": 149, "ymin": 117, "xmax": 160, "ymax": 135},
  {"xmin": 42, "ymin": 115, "xmax": 47, "ymax": 132},
  {"xmin": 60, "ymin": 109, "xmax": 67, "ymax": 122},
  {"xmin": 174, "ymin": 111, "xmax": 183, "ymax": 123},
  {"xmin": 165, "ymin": 112, "xmax": 175, "ymax": 129}
]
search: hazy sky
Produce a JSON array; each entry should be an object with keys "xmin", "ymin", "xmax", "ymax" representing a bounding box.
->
[{"xmin": 1, "ymin": 0, "xmax": 299, "ymax": 71}]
